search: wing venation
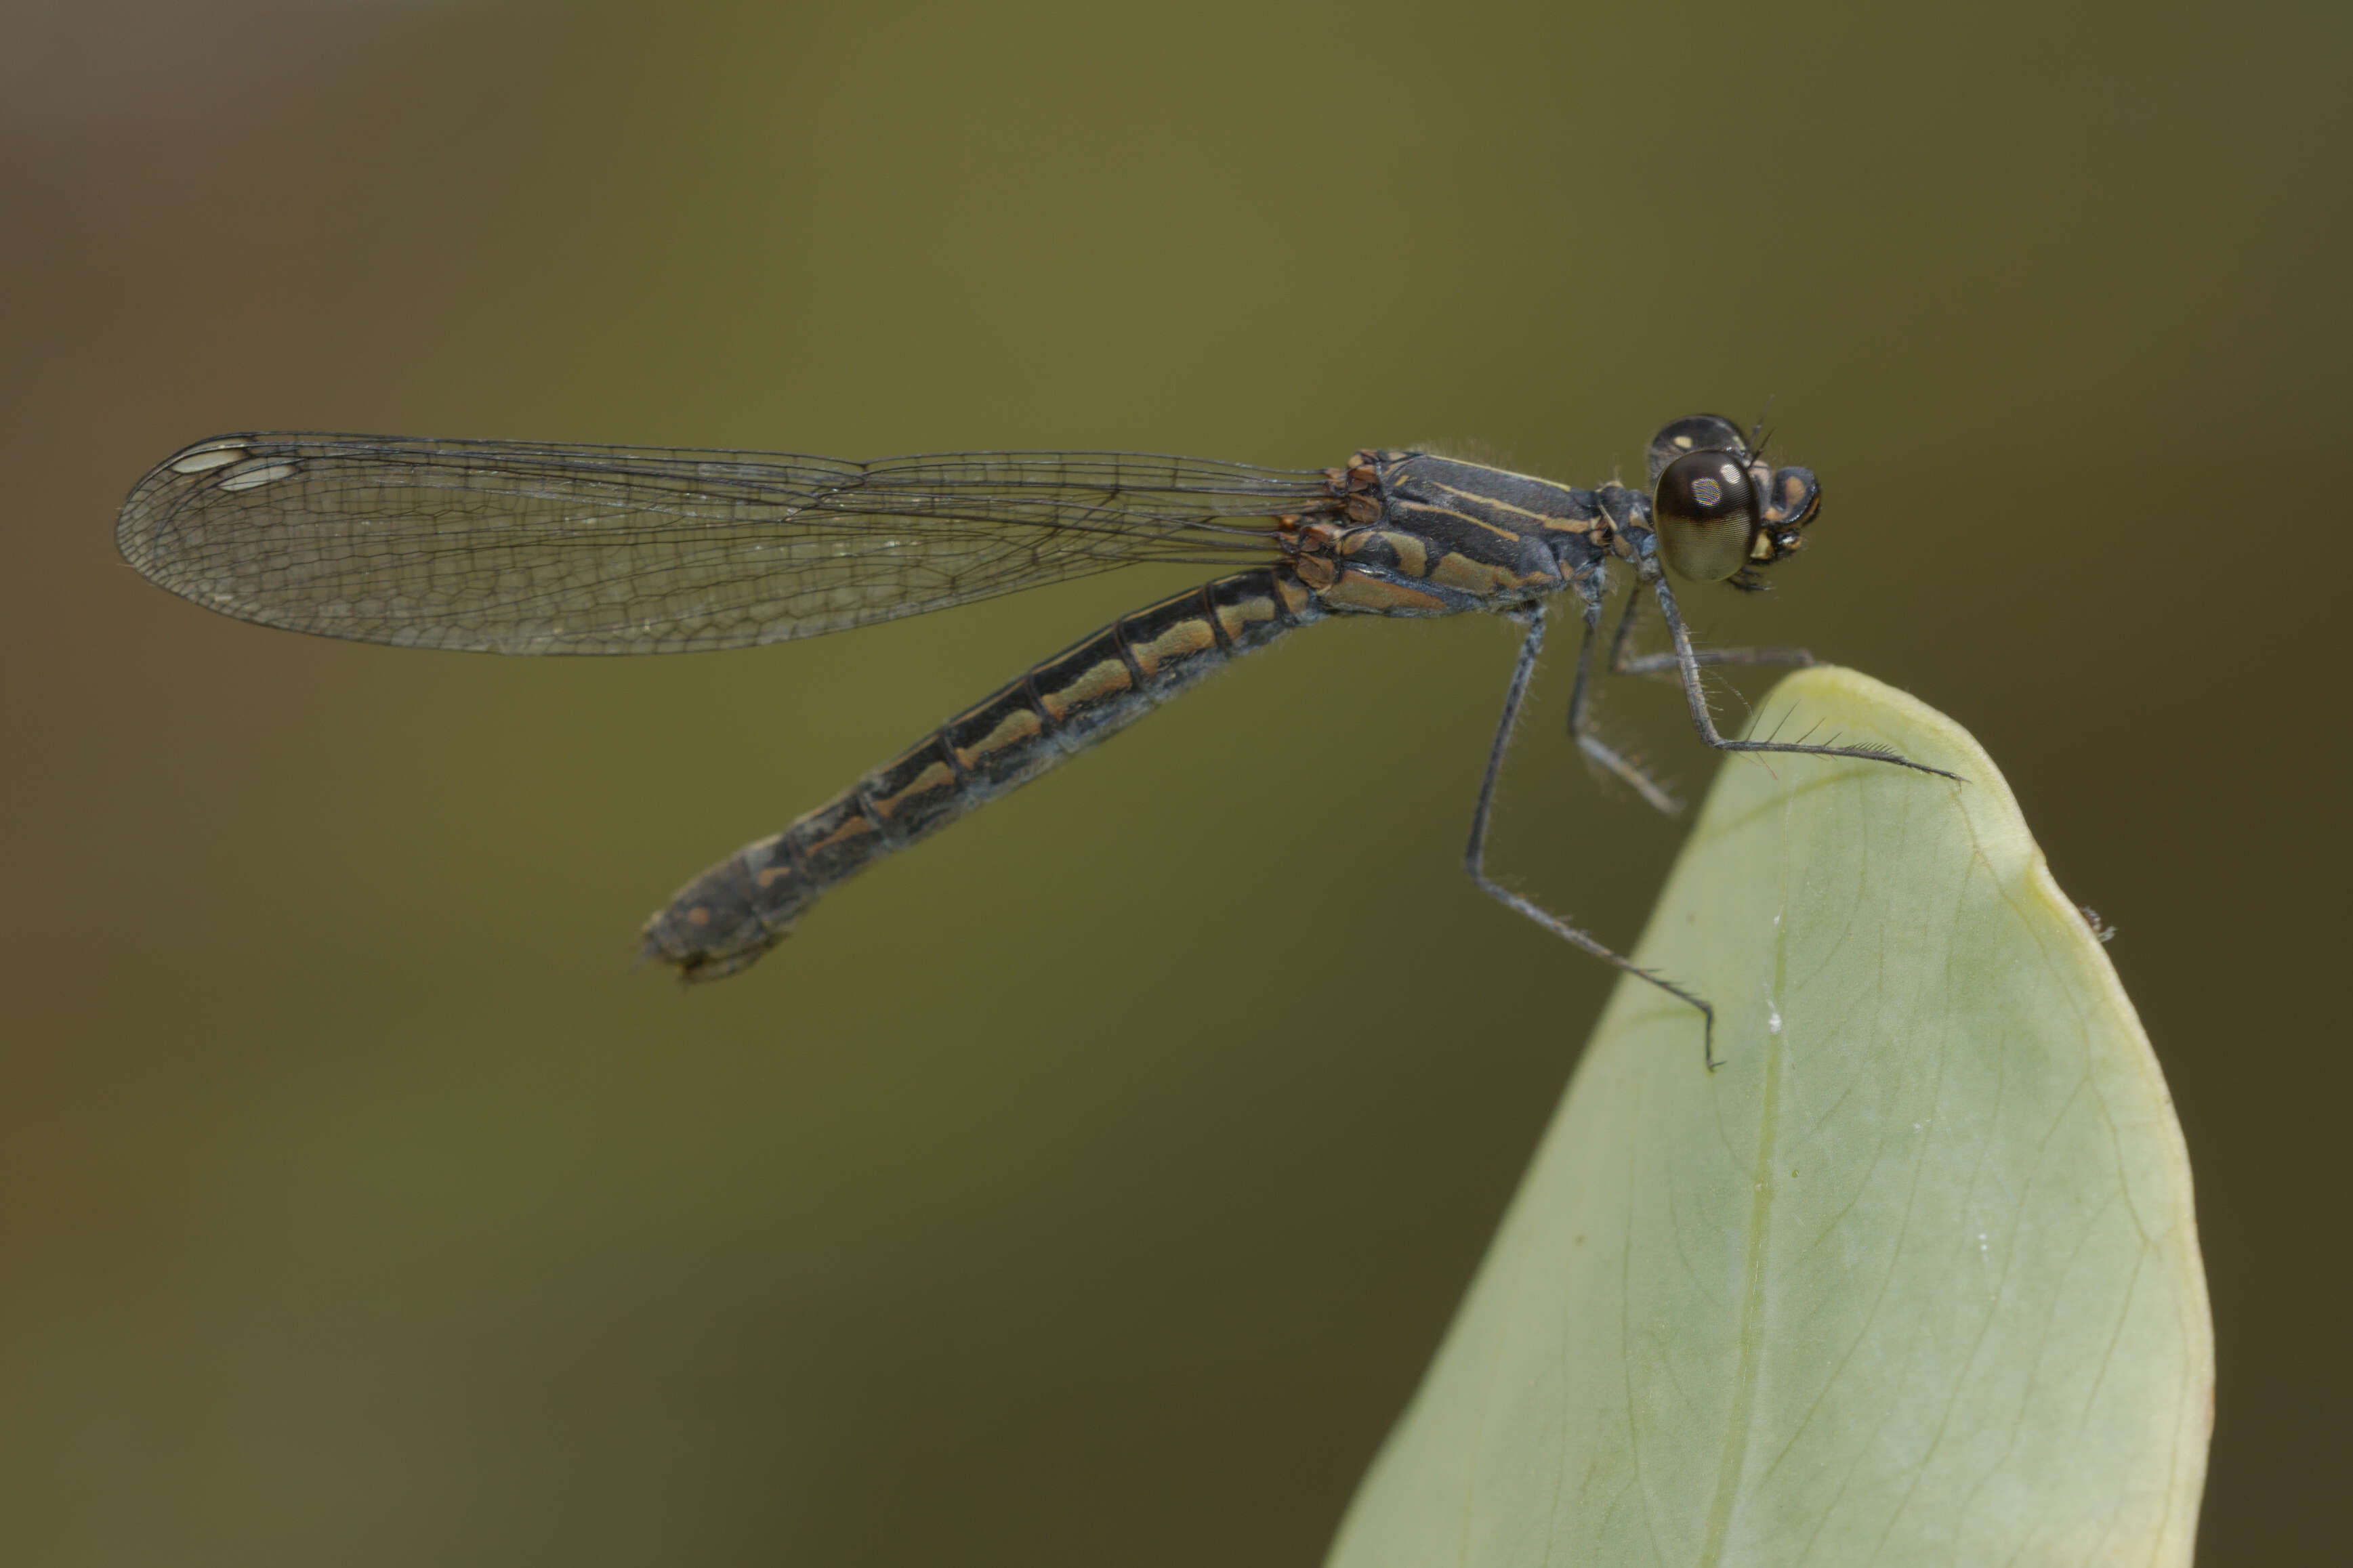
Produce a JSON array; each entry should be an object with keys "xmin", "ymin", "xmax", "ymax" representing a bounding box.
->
[{"xmin": 117, "ymin": 433, "xmax": 1335, "ymax": 654}]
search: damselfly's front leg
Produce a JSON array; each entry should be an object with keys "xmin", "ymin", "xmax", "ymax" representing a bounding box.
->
[
  {"xmin": 1467, "ymin": 603, "xmax": 1722, "ymax": 1070},
  {"xmin": 1635, "ymin": 547, "xmax": 1962, "ymax": 782}
]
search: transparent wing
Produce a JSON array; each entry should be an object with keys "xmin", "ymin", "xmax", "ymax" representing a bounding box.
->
[{"xmin": 117, "ymin": 433, "xmax": 1335, "ymax": 654}]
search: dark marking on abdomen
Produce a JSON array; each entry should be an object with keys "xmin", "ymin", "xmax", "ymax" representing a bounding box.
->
[{"xmin": 640, "ymin": 568, "xmax": 1323, "ymax": 978}]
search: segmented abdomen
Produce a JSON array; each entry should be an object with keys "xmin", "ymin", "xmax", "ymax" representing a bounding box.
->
[{"xmin": 640, "ymin": 567, "xmax": 1321, "ymax": 978}]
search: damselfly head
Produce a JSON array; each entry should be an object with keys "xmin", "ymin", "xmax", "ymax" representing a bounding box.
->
[{"xmin": 1645, "ymin": 414, "xmax": 1820, "ymax": 587}]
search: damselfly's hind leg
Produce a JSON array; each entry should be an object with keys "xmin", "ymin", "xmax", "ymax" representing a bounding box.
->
[
  {"xmin": 1636, "ymin": 553, "xmax": 1963, "ymax": 782},
  {"xmin": 1471, "ymin": 604, "xmax": 1722, "ymax": 1071}
]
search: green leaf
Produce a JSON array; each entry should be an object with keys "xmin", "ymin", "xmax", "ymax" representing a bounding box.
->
[{"xmin": 1327, "ymin": 667, "xmax": 2211, "ymax": 1568}]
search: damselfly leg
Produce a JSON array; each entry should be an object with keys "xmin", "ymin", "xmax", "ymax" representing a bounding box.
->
[
  {"xmin": 1497, "ymin": 528, "xmax": 1957, "ymax": 1069},
  {"xmin": 1636, "ymin": 546, "xmax": 1962, "ymax": 782},
  {"xmin": 1464, "ymin": 602, "xmax": 1724, "ymax": 1070}
]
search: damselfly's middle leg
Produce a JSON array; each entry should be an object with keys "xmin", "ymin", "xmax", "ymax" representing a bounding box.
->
[{"xmin": 1465, "ymin": 602, "xmax": 1724, "ymax": 1070}]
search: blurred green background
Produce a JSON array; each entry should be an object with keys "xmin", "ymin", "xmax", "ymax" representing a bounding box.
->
[{"xmin": 3, "ymin": 0, "xmax": 2341, "ymax": 1562}]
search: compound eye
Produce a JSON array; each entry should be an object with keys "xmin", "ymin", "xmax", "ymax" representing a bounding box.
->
[
  {"xmin": 1654, "ymin": 450, "xmax": 1758, "ymax": 582},
  {"xmin": 1647, "ymin": 413, "xmax": 1749, "ymax": 484}
]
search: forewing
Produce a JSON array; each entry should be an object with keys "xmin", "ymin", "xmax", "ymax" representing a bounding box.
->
[{"xmin": 117, "ymin": 433, "xmax": 1330, "ymax": 654}]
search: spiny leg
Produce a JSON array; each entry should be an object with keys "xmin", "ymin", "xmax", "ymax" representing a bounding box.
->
[
  {"xmin": 1566, "ymin": 585, "xmax": 1684, "ymax": 815},
  {"xmin": 1635, "ymin": 548, "xmax": 1962, "ymax": 782},
  {"xmin": 1467, "ymin": 603, "xmax": 1722, "ymax": 1071}
]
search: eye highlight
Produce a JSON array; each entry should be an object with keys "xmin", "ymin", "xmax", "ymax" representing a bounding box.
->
[{"xmin": 1653, "ymin": 450, "xmax": 1757, "ymax": 582}]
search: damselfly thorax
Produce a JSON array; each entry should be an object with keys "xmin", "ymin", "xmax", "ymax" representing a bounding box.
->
[{"xmin": 118, "ymin": 415, "xmax": 1951, "ymax": 1067}]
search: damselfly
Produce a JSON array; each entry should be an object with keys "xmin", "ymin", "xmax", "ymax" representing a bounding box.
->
[{"xmin": 117, "ymin": 416, "xmax": 1953, "ymax": 1067}]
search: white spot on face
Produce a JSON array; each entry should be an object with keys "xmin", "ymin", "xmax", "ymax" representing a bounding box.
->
[
  {"xmin": 169, "ymin": 443, "xmax": 250, "ymax": 474},
  {"xmin": 1766, "ymin": 1005, "xmax": 1782, "ymax": 1034},
  {"xmin": 215, "ymin": 459, "xmax": 299, "ymax": 492}
]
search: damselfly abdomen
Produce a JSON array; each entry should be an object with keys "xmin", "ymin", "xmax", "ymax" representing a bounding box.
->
[{"xmin": 117, "ymin": 416, "xmax": 1953, "ymax": 1067}]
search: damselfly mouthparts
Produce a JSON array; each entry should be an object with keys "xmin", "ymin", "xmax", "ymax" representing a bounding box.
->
[{"xmin": 118, "ymin": 416, "xmax": 1954, "ymax": 1067}]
